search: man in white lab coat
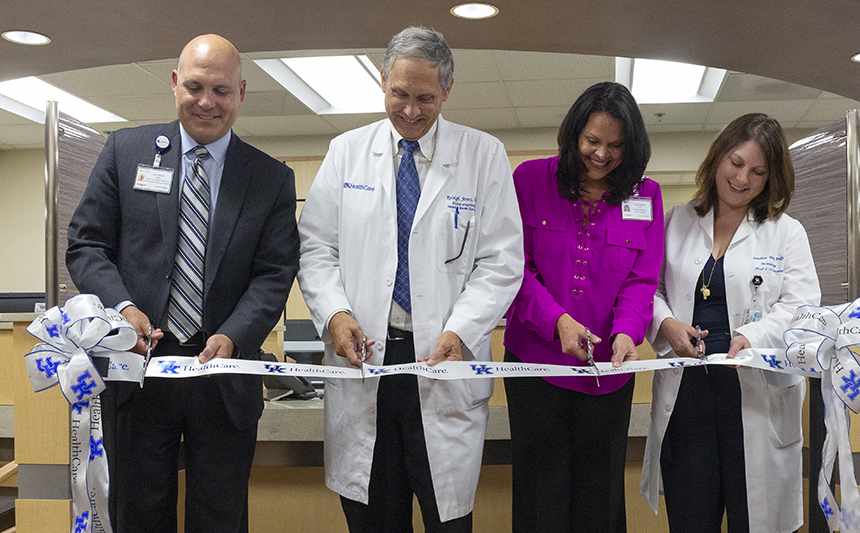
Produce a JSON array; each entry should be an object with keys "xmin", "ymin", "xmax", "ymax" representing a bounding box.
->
[{"xmin": 298, "ymin": 26, "xmax": 524, "ymax": 532}]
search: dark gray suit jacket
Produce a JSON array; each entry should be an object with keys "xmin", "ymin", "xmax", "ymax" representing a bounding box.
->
[{"xmin": 67, "ymin": 120, "xmax": 299, "ymax": 429}]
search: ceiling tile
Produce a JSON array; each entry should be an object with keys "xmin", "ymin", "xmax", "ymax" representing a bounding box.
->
[
  {"xmin": 514, "ymin": 106, "xmax": 570, "ymax": 128},
  {"xmin": 135, "ymin": 59, "xmax": 177, "ymax": 84},
  {"xmin": 446, "ymin": 81, "xmax": 510, "ymax": 109},
  {"xmin": 442, "ymin": 108, "xmax": 519, "ymax": 131},
  {"xmin": 717, "ymin": 73, "xmax": 822, "ymax": 102},
  {"xmin": 451, "ymin": 50, "xmax": 501, "ymax": 83},
  {"xmin": 705, "ymin": 100, "xmax": 815, "ymax": 127},
  {"xmin": 505, "ymin": 78, "xmax": 605, "ymax": 107},
  {"xmin": 234, "ymin": 115, "xmax": 339, "ymax": 137},
  {"xmin": 639, "ymin": 102, "xmax": 710, "ymax": 125},
  {"xmin": 88, "ymin": 94, "xmax": 177, "ymax": 121},
  {"xmin": 41, "ymin": 64, "xmax": 169, "ymax": 98},
  {"xmin": 801, "ymin": 97, "xmax": 860, "ymax": 122},
  {"xmin": 241, "ymin": 90, "xmax": 315, "ymax": 117},
  {"xmin": 320, "ymin": 113, "xmax": 387, "ymax": 133},
  {"xmin": 493, "ymin": 51, "xmax": 613, "ymax": 81},
  {"xmin": 796, "ymin": 120, "xmax": 842, "ymax": 131},
  {"xmin": 644, "ymin": 123, "xmax": 705, "ymax": 133},
  {"xmin": 230, "ymin": 122, "xmax": 253, "ymax": 138},
  {"xmin": 92, "ymin": 121, "xmax": 141, "ymax": 136}
]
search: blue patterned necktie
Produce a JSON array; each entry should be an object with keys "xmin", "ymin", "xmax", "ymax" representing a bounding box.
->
[
  {"xmin": 393, "ymin": 139, "xmax": 421, "ymax": 314},
  {"xmin": 167, "ymin": 146, "xmax": 210, "ymax": 342}
]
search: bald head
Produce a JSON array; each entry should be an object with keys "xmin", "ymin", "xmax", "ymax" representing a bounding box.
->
[
  {"xmin": 178, "ymin": 34, "xmax": 242, "ymax": 82},
  {"xmin": 172, "ymin": 34, "xmax": 246, "ymax": 145}
]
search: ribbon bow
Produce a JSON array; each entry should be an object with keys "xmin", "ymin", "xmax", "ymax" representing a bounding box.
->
[
  {"xmin": 785, "ymin": 299, "xmax": 860, "ymax": 532},
  {"xmin": 23, "ymin": 294, "xmax": 138, "ymax": 533},
  {"xmin": 25, "ymin": 293, "xmax": 137, "ymax": 403}
]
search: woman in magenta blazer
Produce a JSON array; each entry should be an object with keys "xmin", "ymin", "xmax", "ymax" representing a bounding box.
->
[{"xmin": 504, "ymin": 82, "xmax": 663, "ymax": 532}]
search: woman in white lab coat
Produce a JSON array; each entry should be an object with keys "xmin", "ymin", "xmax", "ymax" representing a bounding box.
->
[{"xmin": 640, "ymin": 113, "xmax": 820, "ymax": 532}]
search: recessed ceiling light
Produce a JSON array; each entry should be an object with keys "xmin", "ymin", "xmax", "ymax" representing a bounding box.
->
[
  {"xmin": 2, "ymin": 30, "xmax": 50, "ymax": 46},
  {"xmin": 852, "ymin": 53, "xmax": 860, "ymax": 63},
  {"xmin": 450, "ymin": 3, "xmax": 499, "ymax": 19}
]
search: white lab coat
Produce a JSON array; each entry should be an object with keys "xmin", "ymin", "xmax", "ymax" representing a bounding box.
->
[
  {"xmin": 297, "ymin": 116, "xmax": 524, "ymax": 521},
  {"xmin": 640, "ymin": 202, "xmax": 820, "ymax": 533}
]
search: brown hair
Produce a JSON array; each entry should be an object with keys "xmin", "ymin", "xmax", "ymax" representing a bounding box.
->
[{"xmin": 694, "ymin": 113, "xmax": 794, "ymax": 223}]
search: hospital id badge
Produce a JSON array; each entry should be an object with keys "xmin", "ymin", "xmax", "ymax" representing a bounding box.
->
[
  {"xmin": 742, "ymin": 307, "xmax": 763, "ymax": 325},
  {"xmin": 621, "ymin": 197, "xmax": 652, "ymax": 221},
  {"xmin": 134, "ymin": 164, "xmax": 174, "ymax": 194}
]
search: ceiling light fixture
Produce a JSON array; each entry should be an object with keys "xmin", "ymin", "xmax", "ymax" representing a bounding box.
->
[
  {"xmin": 450, "ymin": 3, "xmax": 499, "ymax": 19},
  {"xmin": 0, "ymin": 77, "xmax": 126, "ymax": 124},
  {"xmin": 254, "ymin": 55, "xmax": 384, "ymax": 114},
  {"xmin": 852, "ymin": 53, "xmax": 860, "ymax": 63},
  {"xmin": 616, "ymin": 57, "xmax": 726, "ymax": 104},
  {"xmin": 2, "ymin": 30, "xmax": 51, "ymax": 46}
]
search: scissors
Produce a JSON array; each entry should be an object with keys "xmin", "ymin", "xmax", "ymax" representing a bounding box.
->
[
  {"xmin": 360, "ymin": 334, "xmax": 366, "ymax": 383},
  {"xmin": 696, "ymin": 325, "xmax": 708, "ymax": 374},
  {"xmin": 140, "ymin": 324, "xmax": 153, "ymax": 388},
  {"xmin": 585, "ymin": 327, "xmax": 600, "ymax": 387}
]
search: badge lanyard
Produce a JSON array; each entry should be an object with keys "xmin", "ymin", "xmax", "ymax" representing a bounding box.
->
[
  {"xmin": 152, "ymin": 135, "xmax": 169, "ymax": 167},
  {"xmin": 621, "ymin": 180, "xmax": 653, "ymax": 222},
  {"xmin": 742, "ymin": 275, "xmax": 764, "ymax": 325},
  {"xmin": 134, "ymin": 135, "xmax": 174, "ymax": 194}
]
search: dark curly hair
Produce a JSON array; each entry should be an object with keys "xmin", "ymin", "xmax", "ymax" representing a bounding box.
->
[{"xmin": 556, "ymin": 82, "xmax": 651, "ymax": 205}]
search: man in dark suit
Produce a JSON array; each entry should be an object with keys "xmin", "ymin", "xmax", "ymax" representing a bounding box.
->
[{"xmin": 66, "ymin": 34, "xmax": 298, "ymax": 533}]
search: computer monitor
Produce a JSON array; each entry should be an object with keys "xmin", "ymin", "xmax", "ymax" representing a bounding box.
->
[{"xmin": 0, "ymin": 292, "xmax": 45, "ymax": 313}]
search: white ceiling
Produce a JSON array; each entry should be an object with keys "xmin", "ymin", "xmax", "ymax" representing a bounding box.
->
[{"xmin": 0, "ymin": 49, "xmax": 857, "ymax": 150}]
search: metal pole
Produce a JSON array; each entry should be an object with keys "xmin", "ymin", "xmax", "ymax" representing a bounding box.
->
[
  {"xmin": 45, "ymin": 101, "xmax": 59, "ymax": 309},
  {"xmin": 848, "ymin": 109, "xmax": 860, "ymax": 301}
]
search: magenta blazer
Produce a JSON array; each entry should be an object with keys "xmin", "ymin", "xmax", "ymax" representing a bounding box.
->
[{"xmin": 504, "ymin": 157, "xmax": 664, "ymax": 394}]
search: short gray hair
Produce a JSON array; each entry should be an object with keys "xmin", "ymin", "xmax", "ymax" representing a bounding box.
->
[{"xmin": 382, "ymin": 27, "xmax": 454, "ymax": 91}]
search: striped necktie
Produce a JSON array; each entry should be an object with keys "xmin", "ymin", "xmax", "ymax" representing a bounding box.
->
[
  {"xmin": 393, "ymin": 139, "xmax": 421, "ymax": 314},
  {"xmin": 167, "ymin": 145, "xmax": 210, "ymax": 342}
]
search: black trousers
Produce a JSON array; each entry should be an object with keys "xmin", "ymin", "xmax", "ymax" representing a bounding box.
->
[
  {"xmin": 504, "ymin": 350, "xmax": 634, "ymax": 533},
  {"xmin": 100, "ymin": 335, "xmax": 257, "ymax": 533},
  {"xmin": 340, "ymin": 328, "xmax": 472, "ymax": 533},
  {"xmin": 660, "ymin": 366, "xmax": 749, "ymax": 533}
]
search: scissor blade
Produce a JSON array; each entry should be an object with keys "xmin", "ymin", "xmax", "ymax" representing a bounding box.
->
[{"xmin": 140, "ymin": 325, "xmax": 153, "ymax": 387}]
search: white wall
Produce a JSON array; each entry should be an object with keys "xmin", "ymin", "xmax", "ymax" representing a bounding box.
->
[{"xmin": 0, "ymin": 148, "xmax": 45, "ymax": 292}]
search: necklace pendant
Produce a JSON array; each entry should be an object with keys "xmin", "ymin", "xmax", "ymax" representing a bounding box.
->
[{"xmin": 701, "ymin": 286, "xmax": 710, "ymax": 300}]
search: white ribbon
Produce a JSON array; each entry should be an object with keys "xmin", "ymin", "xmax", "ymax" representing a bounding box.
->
[
  {"xmin": 133, "ymin": 349, "xmax": 808, "ymax": 381},
  {"xmin": 25, "ymin": 294, "xmax": 860, "ymax": 533},
  {"xmin": 784, "ymin": 299, "xmax": 860, "ymax": 533},
  {"xmin": 24, "ymin": 294, "xmax": 136, "ymax": 533}
]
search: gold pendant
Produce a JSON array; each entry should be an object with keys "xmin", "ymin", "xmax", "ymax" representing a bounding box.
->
[{"xmin": 701, "ymin": 286, "xmax": 710, "ymax": 300}]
